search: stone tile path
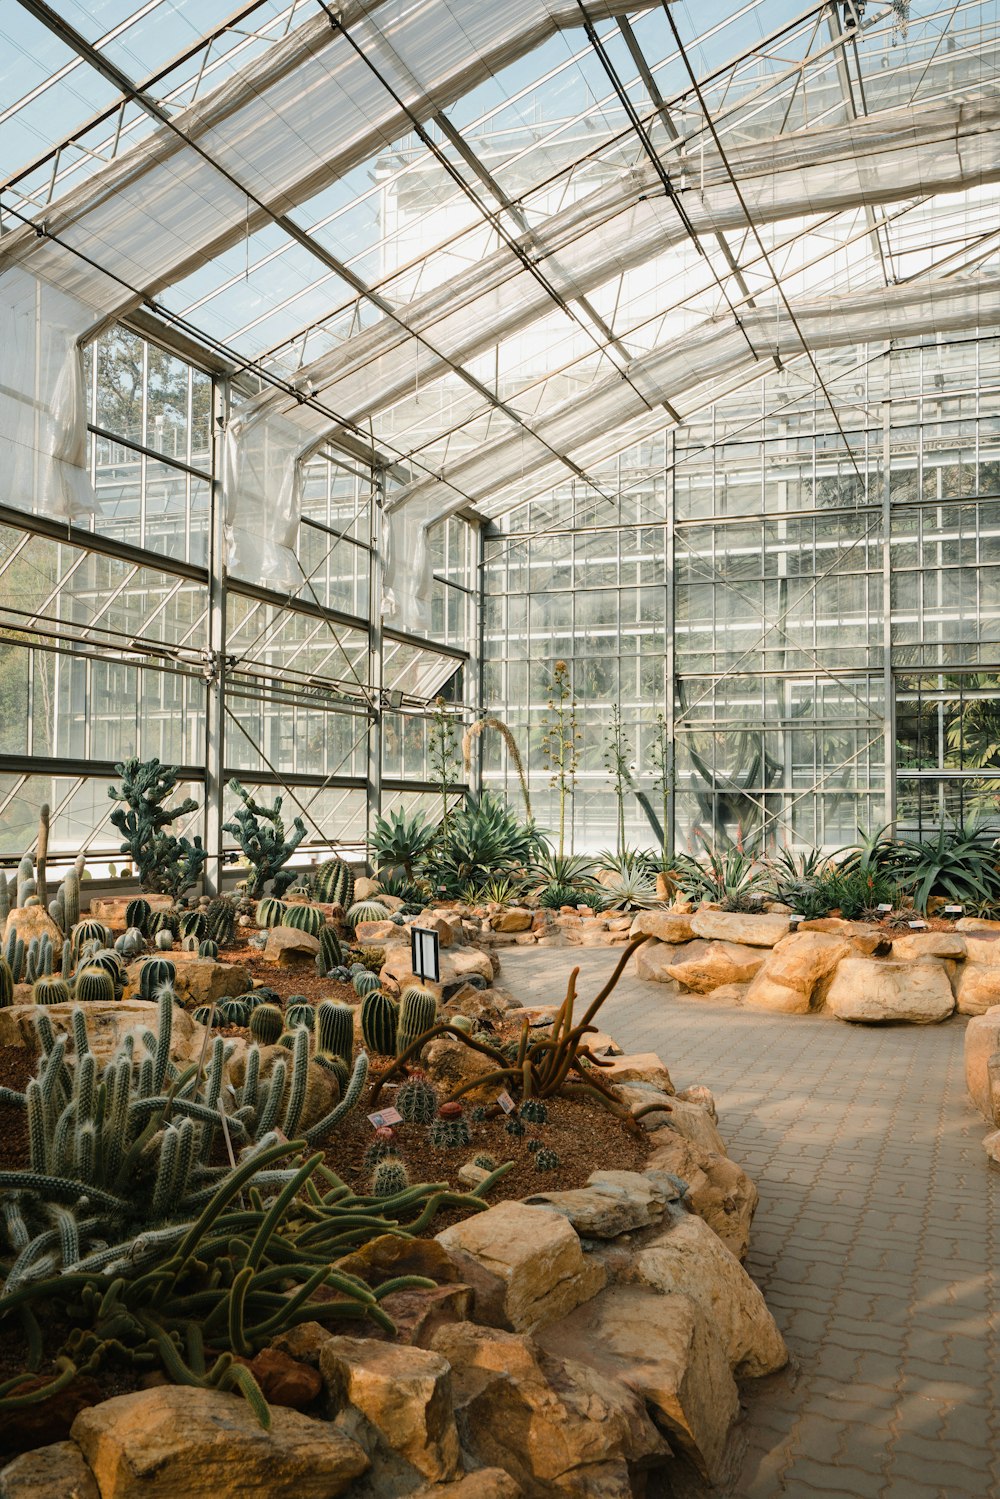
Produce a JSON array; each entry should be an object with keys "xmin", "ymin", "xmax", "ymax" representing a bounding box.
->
[{"xmin": 499, "ymin": 945, "xmax": 1000, "ymax": 1499}]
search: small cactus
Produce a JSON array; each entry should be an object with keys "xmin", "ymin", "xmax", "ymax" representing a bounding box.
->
[
  {"xmin": 155, "ymin": 929, "xmax": 174, "ymax": 951},
  {"xmin": 139, "ymin": 959, "xmax": 175, "ymax": 1002},
  {"xmin": 363, "ymin": 1126, "xmax": 400, "ymax": 1169},
  {"xmin": 428, "ymin": 1113, "xmax": 471, "ymax": 1149},
  {"xmin": 472, "ymin": 1153, "xmax": 497, "ymax": 1171},
  {"xmin": 218, "ymin": 998, "xmax": 251, "ymax": 1027},
  {"xmin": 359, "ymin": 989, "xmax": 398, "ymax": 1055},
  {"xmin": 255, "ymin": 897, "xmax": 286, "ymax": 929},
  {"xmin": 315, "ymin": 925, "xmax": 343, "ymax": 975},
  {"xmin": 192, "ymin": 1005, "xmax": 217, "ymax": 1026},
  {"xmin": 397, "ymin": 986, "xmax": 438, "ymax": 1056},
  {"xmin": 286, "ymin": 1002, "xmax": 315, "ymax": 1029},
  {"xmin": 352, "ymin": 970, "xmax": 381, "ymax": 998},
  {"xmin": 115, "ymin": 926, "xmax": 145, "ymax": 961},
  {"xmin": 346, "ymin": 900, "xmax": 390, "ymax": 927},
  {"xmin": 535, "ymin": 1148, "xmax": 560, "ymax": 1171},
  {"xmin": 281, "ymin": 904, "xmax": 323, "ymax": 938},
  {"xmin": 125, "ymin": 897, "xmax": 151, "ymax": 934},
  {"xmin": 396, "ymin": 1074, "xmax": 439, "ymax": 1124},
  {"xmin": 249, "ymin": 1004, "xmax": 283, "ymax": 1046},
  {"xmin": 371, "ymin": 1158, "xmax": 409, "ymax": 1197},
  {"xmin": 520, "ymin": 1099, "xmax": 548, "ymax": 1125},
  {"xmin": 179, "ymin": 910, "xmax": 207, "ymax": 939},
  {"xmin": 32, "ymin": 976, "xmax": 71, "ymax": 1006},
  {"xmin": 505, "ymin": 1116, "xmax": 526, "ymax": 1139},
  {"xmin": 75, "ymin": 967, "xmax": 116, "ymax": 1004},
  {"xmin": 198, "ymin": 938, "xmax": 219, "ymax": 959}
]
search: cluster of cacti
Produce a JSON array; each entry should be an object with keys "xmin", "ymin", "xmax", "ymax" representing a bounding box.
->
[
  {"xmin": 353, "ymin": 970, "xmax": 381, "ymax": 999},
  {"xmin": 315, "ymin": 1000, "xmax": 353, "ymax": 1062},
  {"xmin": 397, "ymin": 1074, "xmax": 439, "ymax": 1124},
  {"xmin": 148, "ymin": 910, "xmax": 177, "ymax": 938},
  {"xmin": 397, "ymin": 986, "xmax": 438, "ymax": 1056},
  {"xmin": 346, "ymin": 900, "xmax": 390, "ymax": 927},
  {"xmin": 205, "ymin": 895, "xmax": 236, "ymax": 946},
  {"xmin": 360, "ymin": 989, "xmax": 398, "ymax": 1055},
  {"xmin": 355, "ymin": 946, "xmax": 387, "ymax": 974},
  {"xmin": 330, "ymin": 964, "xmax": 351, "ymax": 983},
  {"xmin": 47, "ymin": 866, "xmax": 81, "ymax": 937},
  {"xmin": 138, "ymin": 959, "xmax": 175, "ymax": 1002},
  {"xmin": 315, "ymin": 925, "xmax": 343, "ymax": 975},
  {"xmin": 254, "ymin": 897, "xmax": 286, "ymax": 929},
  {"xmin": 23, "ymin": 933, "xmax": 55, "ymax": 984},
  {"xmin": 249, "ymin": 1004, "xmax": 284, "ymax": 1046},
  {"xmin": 222, "ymin": 779, "xmax": 307, "ymax": 899},
  {"xmin": 429, "ymin": 1112, "xmax": 472, "ymax": 1149},
  {"xmin": 108, "ymin": 758, "xmax": 206, "ymax": 897},
  {"xmin": 72, "ymin": 919, "xmax": 112, "ymax": 956},
  {"xmin": 198, "ymin": 938, "xmax": 219, "ymax": 959},
  {"xmin": 362, "ymin": 1127, "xmax": 400, "ymax": 1169},
  {"xmin": 281, "ymin": 904, "xmax": 323, "ymax": 938},
  {"xmin": 310, "ymin": 856, "xmax": 354, "ymax": 909},
  {"xmin": 3, "ymin": 931, "xmax": 25, "ymax": 985}
]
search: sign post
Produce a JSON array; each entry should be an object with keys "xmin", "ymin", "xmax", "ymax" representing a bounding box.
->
[{"xmin": 411, "ymin": 925, "xmax": 441, "ymax": 984}]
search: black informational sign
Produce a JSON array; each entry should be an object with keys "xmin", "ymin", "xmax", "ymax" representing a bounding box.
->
[{"xmin": 411, "ymin": 925, "xmax": 441, "ymax": 983}]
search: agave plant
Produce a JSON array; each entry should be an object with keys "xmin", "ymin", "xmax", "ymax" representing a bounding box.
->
[
  {"xmin": 370, "ymin": 807, "xmax": 437, "ymax": 880},
  {"xmin": 594, "ymin": 847, "xmax": 660, "ymax": 880},
  {"xmin": 598, "ymin": 868, "xmax": 659, "ymax": 911},
  {"xmin": 530, "ymin": 849, "xmax": 598, "ymax": 888},
  {"xmin": 671, "ymin": 838, "xmax": 768, "ymax": 911},
  {"xmin": 374, "ymin": 869, "xmax": 431, "ymax": 905},
  {"xmin": 892, "ymin": 822, "xmax": 1000, "ymax": 914},
  {"xmin": 478, "ymin": 875, "xmax": 530, "ymax": 907},
  {"xmin": 428, "ymin": 793, "xmax": 546, "ymax": 898}
]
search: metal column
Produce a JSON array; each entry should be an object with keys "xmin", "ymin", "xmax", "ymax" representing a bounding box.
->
[
  {"xmin": 203, "ymin": 379, "xmax": 229, "ymax": 895},
  {"xmin": 881, "ymin": 397, "xmax": 896, "ymax": 833},
  {"xmin": 665, "ymin": 430, "xmax": 677, "ymax": 859},
  {"xmin": 366, "ymin": 469, "xmax": 385, "ymax": 857}
]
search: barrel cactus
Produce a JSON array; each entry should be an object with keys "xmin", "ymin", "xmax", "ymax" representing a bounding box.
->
[
  {"xmin": 125, "ymin": 897, "xmax": 151, "ymax": 934},
  {"xmin": 115, "ymin": 926, "xmax": 146, "ymax": 961},
  {"xmin": 138, "ymin": 958, "xmax": 175, "ymax": 1002},
  {"xmin": 72, "ymin": 919, "xmax": 112, "ymax": 954},
  {"xmin": 315, "ymin": 1000, "xmax": 354, "ymax": 1062},
  {"xmin": 198, "ymin": 938, "xmax": 219, "ymax": 959},
  {"xmin": 178, "ymin": 910, "xmax": 207, "ymax": 940},
  {"xmin": 428, "ymin": 1114, "xmax": 471, "ymax": 1149},
  {"xmin": 397, "ymin": 986, "xmax": 438, "ymax": 1055},
  {"xmin": 310, "ymin": 856, "xmax": 354, "ymax": 909},
  {"xmin": 472, "ymin": 1153, "xmax": 498, "ymax": 1171},
  {"xmin": 32, "ymin": 976, "xmax": 71, "ymax": 1006},
  {"xmin": 281, "ymin": 904, "xmax": 322, "ymax": 938},
  {"xmin": 370, "ymin": 1158, "xmax": 409, "ymax": 1197},
  {"xmin": 205, "ymin": 895, "xmax": 236, "ymax": 945},
  {"xmin": 535, "ymin": 1148, "xmax": 560, "ymax": 1172},
  {"xmin": 154, "ymin": 930, "xmax": 174, "ymax": 951},
  {"xmin": 218, "ymin": 997, "xmax": 251, "ymax": 1028},
  {"xmin": 352, "ymin": 970, "xmax": 381, "ymax": 999},
  {"xmin": 192, "ymin": 1005, "xmax": 216, "ymax": 1026},
  {"xmin": 359, "ymin": 989, "xmax": 398, "ymax": 1055},
  {"xmin": 286, "ymin": 1002, "xmax": 315, "ymax": 1030},
  {"xmin": 315, "ymin": 925, "xmax": 343, "ymax": 975},
  {"xmin": 255, "ymin": 897, "xmax": 286, "ymax": 929},
  {"xmin": 75, "ymin": 967, "xmax": 116, "ymax": 1004},
  {"xmin": 363, "ymin": 1127, "xmax": 400, "ymax": 1169},
  {"xmin": 249, "ymin": 1004, "xmax": 283, "ymax": 1046},
  {"xmin": 148, "ymin": 910, "xmax": 177, "ymax": 938},
  {"xmin": 520, "ymin": 1099, "xmax": 548, "ymax": 1125},
  {"xmin": 396, "ymin": 1074, "xmax": 439, "ymax": 1125},
  {"xmin": 346, "ymin": 900, "xmax": 390, "ymax": 928}
]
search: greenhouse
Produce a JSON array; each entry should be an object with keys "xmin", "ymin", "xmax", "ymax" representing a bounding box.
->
[{"xmin": 1, "ymin": 2, "xmax": 999, "ymax": 1496}]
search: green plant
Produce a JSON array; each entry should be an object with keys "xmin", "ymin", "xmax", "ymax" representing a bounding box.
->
[
  {"xmin": 362, "ymin": 1128, "xmax": 399, "ymax": 1168},
  {"xmin": 672, "ymin": 839, "xmax": 768, "ymax": 909},
  {"xmin": 893, "ymin": 822, "xmax": 1000, "ymax": 913},
  {"xmin": 315, "ymin": 1001, "xmax": 354, "ymax": 1062},
  {"xmin": 353, "ymin": 971, "xmax": 382, "ymax": 999},
  {"xmin": 371, "ymin": 1159, "xmax": 410, "ymax": 1197},
  {"xmin": 286, "ymin": 1003, "xmax": 315, "ymax": 1030},
  {"xmin": 538, "ymin": 882, "xmax": 581, "ymax": 909},
  {"xmin": 598, "ymin": 868, "xmax": 659, "ymax": 912},
  {"xmin": 429, "ymin": 793, "xmax": 545, "ymax": 899},
  {"xmin": 108, "ymin": 758, "xmax": 206, "ymax": 897},
  {"xmin": 3, "ymin": 933, "xmax": 24, "ymax": 984},
  {"xmin": 397, "ymin": 988, "xmax": 438, "ymax": 1055},
  {"xmin": 355, "ymin": 946, "xmax": 386, "ymax": 974},
  {"xmin": 823, "ymin": 867, "xmax": 900, "ymax": 921},
  {"xmin": 139, "ymin": 959, "xmax": 175, "ymax": 1002},
  {"xmin": 116, "ymin": 927, "xmax": 146, "ymax": 961},
  {"xmin": 72, "ymin": 920, "xmax": 112, "ymax": 956},
  {"xmin": 223, "ymin": 779, "xmax": 307, "ymax": 899},
  {"xmin": 505, "ymin": 1115, "xmax": 525, "ymax": 1138},
  {"xmin": 0, "ymin": 958, "xmax": 12, "ymax": 1007},
  {"xmin": 531, "ymin": 850, "xmax": 597, "ymax": 887},
  {"xmin": 315, "ymin": 1052, "xmax": 349, "ymax": 1090},
  {"xmin": 370, "ymin": 807, "xmax": 437, "ymax": 882},
  {"xmin": 428, "ymin": 1114, "xmax": 471, "ymax": 1149},
  {"xmin": 205, "ymin": 896, "xmax": 236, "ymax": 946},
  {"xmin": 540, "ymin": 660, "xmax": 580, "ymax": 859},
  {"xmin": 462, "ymin": 715, "xmax": 532, "ymax": 819},
  {"xmin": 32, "ymin": 977, "xmax": 70, "ymax": 1006},
  {"xmin": 192, "ymin": 1005, "xmax": 216, "ymax": 1026},
  {"xmin": 125, "ymin": 898, "xmax": 151, "ymax": 935},
  {"xmin": 649, "ymin": 712, "xmax": 672, "ymax": 862},
  {"xmin": 178, "ymin": 911, "xmax": 206, "ymax": 941},
  {"xmin": 198, "ymin": 939, "xmax": 219, "ymax": 959},
  {"xmin": 281, "ymin": 905, "xmax": 323, "ymax": 938},
  {"xmin": 479, "ymin": 876, "xmax": 528, "ymax": 907},
  {"xmin": 310, "ymin": 857, "xmax": 355, "ymax": 909},
  {"xmin": 254, "ymin": 898, "xmax": 285, "ymax": 930},
  {"xmin": 604, "ymin": 704, "xmax": 632, "ymax": 855},
  {"xmin": 472, "ymin": 1153, "xmax": 497, "ymax": 1171},
  {"xmin": 148, "ymin": 911, "xmax": 177, "ymax": 939},
  {"xmin": 360, "ymin": 990, "xmax": 398, "ymax": 1055},
  {"xmin": 249, "ymin": 1005, "xmax": 283, "ymax": 1046},
  {"xmin": 74, "ymin": 968, "xmax": 115, "ymax": 1005},
  {"xmin": 218, "ymin": 998, "xmax": 251, "ymax": 1027},
  {"xmin": 396, "ymin": 1074, "xmax": 439, "ymax": 1124},
  {"xmin": 316, "ymin": 926, "xmax": 343, "ymax": 975},
  {"xmin": 520, "ymin": 1098, "xmax": 548, "ymax": 1124},
  {"xmin": 429, "ymin": 696, "xmax": 462, "ymax": 831},
  {"xmin": 346, "ymin": 900, "xmax": 390, "ymax": 928},
  {"xmin": 535, "ymin": 1148, "xmax": 560, "ymax": 1171}
]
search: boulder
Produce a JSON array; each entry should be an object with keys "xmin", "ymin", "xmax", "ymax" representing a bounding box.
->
[
  {"xmin": 0, "ymin": 1440, "xmax": 98, "ymax": 1498},
  {"xmin": 825, "ymin": 957, "xmax": 955, "ymax": 1024},
  {"xmin": 413, "ymin": 914, "xmax": 462, "ymax": 949},
  {"xmin": 378, "ymin": 1285, "xmax": 475, "ymax": 1349},
  {"xmin": 646, "ymin": 1134, "xmax": 758, "ymax": 1261},
  {"xmin": 667, "ymin": 940, "xmax": 766, "ymax": 993},
  {"xmin": 598, "ymin": 1053, "xmax": 674, "ymax": 1094},
  {"xmin": 411, "ymin": 1471, "xmax": 522, "ymax": 1498},
  {"xmin": 493, "ymin": 909, "xmax": 533, "ymax": 933},
  {"xmin": 353, "ymin": 877, "xmax": 381, "ymax": 903},
  {"xmin": 0, "ymin": 1001, "xmax": 205, "ymax": 1067},
  {"xmin": 611, "ymin": 1085, "xmax": 726, "ymax": 1155},
  {"xmin": 890, "ymin": 932, "xmax": 967, "ymax": 961},
  {"xmin": 335, "ymin": 1233, "xmax": 463, "ymax": 1289},
  {"xmin": 432, "ymin": 1323, "xmax": 669, "ymax": 1499},
  {"xmin": 629, "ymin": 909, "xmax": 696, "ymax": 943},
  {"xmin": 244, "ymin": 1348, "xmax": 322, "ymax": 1409},
  {"xmin": 536, "ymin": 1286, "xmax": 738, "ymax": 1483},
  {"xmin": 676, "ymin": 1083, "xmax": 717, "ymax": 1120},
  {"xmin": 744, "ymin": 930, "xmax": 849, "ymax": 1014},
  {"xmin": 124, "ymin": 951, "xmax": 251, "ymax": 1006},
  {"xmin": 227, "ymin": 1045, "xmax": 339, "ymax": 1133},
  {"xmin": 962, "ymin": 934, "xmax": 1000, "ymax": 966},
  {"xmin": 319, "ymin": 1337, "xmax": 461, "ymax": 1482},
  {"xmin": 70, "ymin": 1387, "xmax": 367, "ymax": 1499},
  {"xmin": 634, "ymin": 941, "xmax": 682, "ymax": 986},
  {"xmin": 983, "ymin": 1128, "xmax": 1000, "ymax": 1165},
  {"xmin": 633, "ymin": 1209, "xmax": 787, "ymax": 1377},
  {"xmin": 263, "ymin": 927, "xmax": 321, "ymax": 966},
  {"xmin": 381, "ymin": 945, "xmax": 492, "ymax": 1001},
  {"xmin": 964, "ymin": 1006, "xmax": 1000, "ymax": 1119},
  {"xmin": 958, "ymin": 916, "xmax": 1000, "ymax": 932},
  {"xmin": 523, "ymin": 1170, "xmax": 672, "ymax": 1239},
  {"xmin": 354, "ymin": 920, "xmax": 402, "ymax": 944},
  {"xmin": 690, "ymin": 909, "xmax": 790, "ymax": 947},
  {"xmin": 88, "ymin": 894, "xmax": 173, "ymax": 927},
  {"xmin": 955, "ymin": 964, "xmax": 1000, "ymax": 1016},
  {"xmin": 3, "ymin": 907, "xmax": 65, "ymax": 959},
  {"xmin": 421, "ymin": 1037, "xmax": 496, "ymax": 1096},
  {"xmin": 435, "ymin": 1202, "xmax": 605, "ymax": 1333}
]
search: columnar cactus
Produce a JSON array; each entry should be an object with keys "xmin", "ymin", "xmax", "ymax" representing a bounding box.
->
[
  {"xmin": 315, "ymin": 1000, "xmax": 354, "ymax": 1062},
  {"xmin": 0, "ymin": 957, "xmax": 13, "ymax": 1007},
  {"xmin": 205, "ymin": 895, "xmax": 236, "ymax": 946},
  {"xmin": 359, "ymin": 989, "xmax": 398, "ymax": 1055},
  {"xmin": 396, "ymin": 1074, "xmax": 439, "ymax": 1124},
  {"xmin": 396, "ymin": 987, "xmax": 438, "ymax": 1056},
  {"xmin": 24, "ymin": 934, "xmax": 54, "ymax": 984},
  {"xmin": 222, "ymin": 779, "xmax": 307, "ymax": 899},
  {"xmin": 16, "ymin": 854, "xmax": 34, "ymax": 907},
  {"xmin": 315, "ymin": 925, "xmax": 343, "ymax": 975},
  {"xmin": 310, "ymin": 856, "xmax": 354, "ymax": 909},
  {"xmin": 4, "ymin": 933, "xmax": 25, "ymax": 984}
]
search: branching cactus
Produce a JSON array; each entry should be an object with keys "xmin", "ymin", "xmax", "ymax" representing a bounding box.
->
[
  {"xmin": 108, "ymin": 758, "xmax": 206, "ymax": 898},
  {"xmin": 222, "ymin": 780, "xmax": 307, "ymax": 899}
]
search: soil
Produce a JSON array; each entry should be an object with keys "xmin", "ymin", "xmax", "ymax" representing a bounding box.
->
[{"xmin": 0, "ymin": 1046, "xmax": 33, "ymax": 1169}]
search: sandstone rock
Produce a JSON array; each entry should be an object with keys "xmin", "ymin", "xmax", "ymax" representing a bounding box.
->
[
  {"xmin": 88, "ymin": 894, "xmax": 172, "ymax": 927},
  {"xmin": 0, "ymin": 1001, "xmax": 205, "ymax": 1068},
  {"xmin": 599, "ymin": 1053, "xmax": 674, "ymax": 1094},
  {"xmin": 523, "ymin": 1169, "xmax": 670, "ymax": 1238},
  {"xmin": 611, "ymin": 1085, "xmax": 727, "ymax": 1154},
  {"xmin": 646, "ymin": 1135, "xmax": 758, "ymax": 1261},
  {"xmin": 379, "ymin": 1285, "xmax": 474, "ymax": 1348},
  {"xmin": 435, "ymin": 1202, "xmax": 605, "ymax": 1333},
  {"xmin": 458, "ymin": 1163, "xmax": 491, "ymax": 1190},
  {"xmin": 123, "ymin": 950, "xmax": 251, "ymax": 1006},
  {"xmin": 422, "ymin": 1036, "xmax": 495, "ymax": 1096},
  {"xmin": 227, "ymin": 1045, "xmax": 339, "ymax": 1133},
  {"xmin": 964, "ymin": 1007, "xmax": 1000, "ymax": 1118},
  {"xmin": 335, "ymin": 1233, "xmax": 462, "ymax": 1288},
  {"xmin": 890, "ymin": 931, "xmax": 967, "ymax": 961},
  {"xmin": 353, "ymin": 877, "xmax": 381, "ymax": 903},
  {"xmin": 71, "ymin": 1387, "xmax": 367, "ymax": 1498},
  {"xmin": 667, "ymin": 940, "xmax": 766, "ymax": 993},
  {"xmin": 676, "ymin": 1083, "xmax": 717, "ymax": 1121},
  {"xmin": 319, "ymin": 1337, "xmax": 460, "ymax": 1482},
  {"xmin": 411, "ymin": 1471, "xmax": 522, "ymax": 1498},
  {"xmin": 3, "ymin": 908, "xmax": 64, "ymax": 958},
  {"xmin": 381, "ymin": 945, "xmax": 492, "ymax": 1000},
  {"xmin": 0, "ymin": 1440, "xmax": 98, "ymax": 1498},
  {"xmin": 263, "ymin": 926, "xmax": 321, "ymax": 966},
  {"xmin": 690, "ymin": 909, "xmax": 790, "ymax": 947},
  {"xmin": 961, "ymin": 933, "xmax": 1000, "ymax": 965},
  {"xmin": 635, "ymin": 940, "xmax": 683, "ymax": 986},
  {"xmin": 354, "ymin": 920, "xmax": 401, "ymax": 944},
  {"xmin": 744, "ymin": 929, "xmax": 849, "ymax": 1014},
  {"xmin": 983, "ymin": 1128, "xmax": 1000, "ymax": 1165},
  {"xmin": 826, "ymin": 957, "xmax": 955, "ymax": 1024},
  {"xmin": 414, "ymin": 913, "xmax": 462, "ymax": 949},
  {"xmin": 634, "ymin": 1209, "xmax": 787, "ymax": 1377},
  {"xmin": 629, "ymin": 909, "xmax": 696, "ymax": 943},
  {"xmin": 707, "ymin": 982, "xmax": 750, "ymax": 1004},
  {"xmin": 957, "ymin": 916, "xmax": 1000, "ymax": 932},
  {"xmin": 432, "ymin": 1323, "xmax": 669, "ymax": 1499},
  {"xmin": 536, "ymin": 1286, "xmax": 738, "ymax": 1483},
  {"xmin": 493, "ymin": 908, "xmax": 533, "ymax": 933},
  {"xmin": 955, "ymin": 964, "xmax": 1000, "ymax": 1016},
  {"xmin": 246, "ymin": 1348, "xmax": 322, "ymax": 1409}
]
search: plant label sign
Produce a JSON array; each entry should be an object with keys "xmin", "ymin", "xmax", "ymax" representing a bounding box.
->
[
  {"xmin": 367, "ymin": 1107, "xmax": 402, "ymax": 1129},
  {"xmin": 497, "ymin": 1091, "xmax": 516, "ymax": 1114},
  {"xmin": 908, "ymin": 921, "xmax": 928, "ymax": 930},
  {"xmin": 877, "ymin": 904, "xmax": 893, "ymax": 913},
  {"xmin": 411, "ymin": 925, "xmax": 441, "ymax": 983},
  {"xmin": 944, "ymin": 905, "xmax": 963, "ymax": 915}
]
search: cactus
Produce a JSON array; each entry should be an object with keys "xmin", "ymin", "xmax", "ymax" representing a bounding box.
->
[
  {"xmin": 520, "ymin": 1099, "xmax": 548, "ymax": 1125},
  {"xmin": 310, "ymin": 856, "xmax": 354, "ymax": 909},
  {"xmin": 352, "ymin": 970, "xmax": 381, "ymax": 999},
  {"xmin": 180, "ymin": 935, "xmax": 198, "ymax": 953},
  {"xmin": 61, "ymin": 870, "xmax": 80, "ymax": 931},
  {"xmin": 35, "ymin": 804, "xmax": 49, "ymax": 907},
  {"xmin": 526, "ymin": 1138, "xmax": 541, "ymax": 1154},
  {"xmin": 371, "ymin": 1158, "xmax": 409, "ymax": 1197},
  {"xmin": 178, "ymin": 911, "xmax": 206, "ymax": 940},
  {"xmin": 125, "ymin": 897, "xmax": 151, "ymax": 934},
  {"xmin": 222, "ymin": 779, "xmax": 307, "ymax": 899},
  {"xmin": 428, "ymin": 1114, "xmax": 471, "ymax": 1149},
  {"xmin": 155, "ymin": 930, "xmax": 174, "ymax": 951},
  {"xmin": 148, "ymin": 910, "xmax": 177, "ymax": 938},
  {"xmin": 472, "ymin": 1153, "xmax": 498, "ymax": 1171},
  {"xmin": 249, "ymin": 1004, "xmax": 283, "ymax": 1046},
  {"xmin": 24, "ymin": 934, "xmax": 54, "ymax": 984},
  {"xmin": 0, "ymin": 957, "xmax": 12, "ymax": 1007},
  {"xmin": 449, "ymin": 1014, "xmax": 473, "ymax": 1035},
  {"xmin": 115, "ymin": 927, "xmax": 145, "ymax": 961},
  {"xmin": 286, "ymin": 1002, "xmax": 315, "ymax": 1030},
  {"xmin": 84, "ymin": 950, "xmax": 124, "ymax": 987},
  {"xmin": 281, "ymin": 904, "xmax": 322, "ymax": 938},
  {"xmin": 108, "ymin": 757, "xmax": 206, "ymax": 897},
  {"xmin": 198, "ymin": 938, "xmax": 219, "ymax": 959},
  {"xmin": 139, "ymin": 959, "xmax": 175, "ymax": 1002},
  {"xmin": 192, "ymin": 1005, "xmax": 217, "ymax": 1026},
  {"xmin": 359, "ymin": 989, "xmax": 398, "ymax": 1055},
  {"xmin": 535, "ymin": 1148, "xmax": 560, "ymax": 1171},
  {"xmin": 32, "ymin": 977, "xmax": 71, "ymax": 1006},
  {"xmin": 205, "ymin": 895, "xmax": 236, "ymax": 946},
  {"xmin": 4, "ymin": 933, "xmax": 25, "ymax": 984},
  {"xmin": 314, "ymin": 1051, "xmax": 350, "ymax": 1090},
  {"xmin": 75, "ymin": 967, "xmax": 116, "ymax": 1005},
  {"xmin": 0, "ymin": 871, "xmax": 8, "ymax": 927},
  {"xmin": 315, "ymin": 1000, "xmax": 354, "ymax": 1062},
  {"xmin": 315, "ymin": 925, "xmax": 343, "ymax": 975},
  {"xmin": 218, "ymin": 998, "xmax": 251, "ymax": 1027},
  {"xmin": 346, "ymin": 900, "xmax": 390, "ymax": 927},
  {"xmin": 16, "ymin": 854, "xmax": 34, "ymax": 907},
  {"xmin": 72, "ymin": 920, "xmax": 112, "ymax": 955},
  {"xmin": 505, "ymin": 1115, "xmax": 525, "ymax": 1139},
  {"xmin": 363, "ymin": 1127, "xmax": 400, "ymax": 1169},
  {"xmin": 396, "ymin": 1074, "xmax": 439, "ymax": 1124},
  {"xmin": 254, "ymin": 897, "xmax": 286, "ymax": 930},
  {"xmin": 396, "ymin": 987, "xmax": 438, "ymax": 1056}
]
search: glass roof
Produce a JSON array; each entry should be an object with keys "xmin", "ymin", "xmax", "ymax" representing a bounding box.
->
[{"xmin": 3, "ymin": 0, "xmax": 999, "ymax": 528}]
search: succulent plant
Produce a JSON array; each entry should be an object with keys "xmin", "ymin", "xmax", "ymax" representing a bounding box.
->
[
  {"xmin": 316, "ymin": 925, "xmax": 343, "ymax": 975},
  {"xmin": 125, "ymin": 897, "xmax": 151, "ymax": 934},
  {"xmin": 315, "ymin": 1000, "xmax": 354, "ymax": 1062},
  {"xmin": 346, "ymin": 900, "xmax": 390, "ymax": 928},
  {"xmin": 314, "ymin": 1051, "xmax": 350, "ymax": 1090},
  {"xmin": 115, "ymin": 926, "xmax": 145, "ymax": 961},
  {"xmin": 32, "ymin": 976, "xmax": 71, "ymax": 1006},
  {"xmin": 472, "ymin": 1153, "xmax": 498, "ymax": 1171},
  {"xmin": 75, "ymin": 967, "xmax": 116, "ymax": 1005},
  {"xmin": 148, "ymin": 910, "xmax": 177, "ymax": 938},
  {"xmin": 154, "ymin": 930, "xmax": 174, "ymax": 951},
  {"xmin": 359, "ymin": 989, "xmax": 398, "ymax": 1055},
  {"xmin": 396, "ymin": 986, "xmax": 437, "ymax": 1056},
  {"xmin": 353, "ymin": 970, "xmax": 382, "ymax": 999},
  {"xmin": 218, "ymin": 998, "xmax": 251, "ymax": 1028},
  {"xmin": 370, "ymin": 1158, "xmax": 410, "ymax": 1197},
  {"xmin": 0, "ymin": 957, "xmax": 13, "ymax": 1008},
  {"xmin": 249, "ymin": 1004, "xmax": 283, "ymax": 1046},
  {"xmin": 396, "ymin": 1074, "xmax": 439, "ymax": 1124},
  {"xmin": 281, "ymin": 904, "xmax": 323, "ymax": 938},
  {"xmin": 191, "ymin": 1005, "xmax": 217, "ymax": 1026},
  {"xmin": 198, "ymin": 938, "xmax": 219, "ymax": 959},
  {"xmin": 286, "ymin": 1002, "xmax": 315, "ymax": 1030},
  {"xmin": 205, "ymin": 896, "xmax": 236, "ymax": 945},
  {"xmin": 139, "ymin": 959, "xmax": 175, "ymax": 1003},
  {"xmin": 72, "ymin": 920, "xmax": 112, "ymax": 955},
  {"xmin": 520, "ymin": 1099, "xmax": 548, "ymax": 1125},
  {"xmin": 223, "ymin": 779, "xmax": 306, "ymax": 899},
  {"xmin": 331, "ymin": 965, "xmax": 351, "ymax": 983},
  {"xmin": 535, "ymin": 1148, "xmax": 560, "ymax": 1171},
  {"xmin": 428, "ymin": 1113, "xmax": 471, "ymax": 1149},
  {"xmin": 254, "ymin": 897, "xmax": 286, "ymax": 929},
  {"xmin": 178, "ymin": 910, "xmax": 207, "ymax": 940},
  {"xmin": 310, "ymin": 856, "xmax": 354, "ymax": 909},
  {"xmin": 363, "ymin": 1127, "xmax": 400, "ymax": 1169},
  {"xmin": 505, "ymin": 1115, "xmax": 526, "ymax": 1139},
  {"xmin": 108, "ymin": 757, "xmax": 206, "ymax": 897}
]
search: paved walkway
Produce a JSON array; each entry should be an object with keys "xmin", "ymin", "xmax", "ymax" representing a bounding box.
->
[{"xmin": 498, "ymin": 946, "xmax": 1000, "ymax": 1499}]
